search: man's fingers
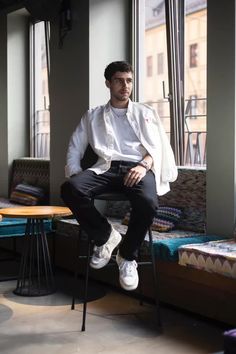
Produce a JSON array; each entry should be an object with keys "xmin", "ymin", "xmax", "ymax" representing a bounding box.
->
[{"xmin": 124, "ymin": 168, "xmax": 145, "ymax": 187}]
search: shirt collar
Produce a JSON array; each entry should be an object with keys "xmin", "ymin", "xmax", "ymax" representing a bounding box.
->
[{"xmin": 105, "ymin": 99, "xmax": 133, "ymax": 114}]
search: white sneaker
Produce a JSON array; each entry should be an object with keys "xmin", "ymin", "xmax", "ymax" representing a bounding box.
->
[
  {"xmin": 90, "ymin": 226, "xmax": 122, "ymax": 269},
  {"xmin": 116, "ymin": 252, "xmax": 139, "ymax": 291}
]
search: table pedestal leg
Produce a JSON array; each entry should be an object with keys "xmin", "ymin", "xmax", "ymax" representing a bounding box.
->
[{"xmin": 14, "ymin": 218, "xmax": 55, "ymax": 296}]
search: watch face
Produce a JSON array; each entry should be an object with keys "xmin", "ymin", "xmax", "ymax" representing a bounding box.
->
[{"xmin": 141, "ymin": 160, "xmax": 147, "ymax": 167}]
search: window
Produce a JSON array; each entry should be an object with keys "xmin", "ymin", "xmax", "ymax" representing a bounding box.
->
[
  {"xmin": 157, "ymin": 52, "xmax": 164, "ymax": 74},
  {"xmin": 157, "ymin": 101, "xmax": 164, "ymax": 117},
  {"xmin": 146, "ymin": 56, "xmax": 153, "ymax": 77},
  {"xmin": 134, "ymin": 0, "xmax": 207, "ymax": 167},
  {"xmin": 189, "ymin": 43, "xmax": 198, "ymax": 68},
  {"xmin": 189, "ymin": 95, "xmax": 197, "ymax": 118},
  {"xmin": 30, "ymin": 21, "xmax": 50, "ymax": 158}
]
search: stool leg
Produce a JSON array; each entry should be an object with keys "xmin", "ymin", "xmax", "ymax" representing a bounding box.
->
[
  {"xmin": 138, "ymin": 249, "xmax": 144, "ymax": 306},
  {"xmin": 148, "ymin": 227, "xmax": 161, "ymax": 328},
  {"xmin": 71, "ymin": 228, "xmax": 82, "ymax": 310},
  {"xmin": 81, "ymin": 240, "xmax": 91, "ymax": 332},
  {"xmin": 71, "ymin": 229, "xmax": 92, "ymax": 331}
]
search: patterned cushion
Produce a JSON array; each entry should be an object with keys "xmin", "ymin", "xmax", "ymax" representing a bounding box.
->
[
  {"xmin": 10, "ymin": 158, "xmax": 50, "ymax": 204},
  {"xmin": 10, "ymin": 183, "xmax": 45, "ymax": 206},
  {"xmin": 159, "ymin": 167, "xmax": 206, "ymax": 232},
  {"xmin": 178, "ymin": 238, "xmax": 236, "ymax": 278},
  {"xmin": 177, "ymin": 207, "xmax": 206, "ymax": 233},
  {"xmin": 122, "ymin": 206, "xmax": 182, "ymax": 232}
]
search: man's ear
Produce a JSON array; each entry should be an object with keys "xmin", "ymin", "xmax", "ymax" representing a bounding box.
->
[{"xmin": 105, "ymin": 80, "xmax": 111, "ymax": 88}]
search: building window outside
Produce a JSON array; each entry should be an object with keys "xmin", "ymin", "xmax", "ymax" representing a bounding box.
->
[
  {"xmin": 146, "ymin": 55, "xmax": 153, "ymax": 76},
  {"xmin": 189, "ymin": 43, "xmax": 198, "ymax": 68},
  {"xmin": 30, "ymin": 21, "xmax": 50, "ymax": 158},
  {"xmin": 157, "ymin": 52, "xmax": 164, "ymax": 74}
]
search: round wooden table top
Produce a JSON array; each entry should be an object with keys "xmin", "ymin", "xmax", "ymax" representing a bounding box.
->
[{"xmin": 0, "ymin": 206, "xmax": 72, "ymax": 219}]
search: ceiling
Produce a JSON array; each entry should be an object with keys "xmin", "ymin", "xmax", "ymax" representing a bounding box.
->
[
  {"xmin": 0, "ymin": 0, "xmax": 61, "ymax": 20},
  {"xmin": 0, "ymin": 0, "xmax": 24, "ymax": 13}
]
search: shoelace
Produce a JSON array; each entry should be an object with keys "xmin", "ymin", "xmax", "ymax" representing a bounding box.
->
[{"xmin": 119, "ymin": 260, "xmax": 137, "ymax": 277}]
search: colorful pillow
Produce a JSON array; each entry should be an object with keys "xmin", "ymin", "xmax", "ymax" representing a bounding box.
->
[
  {"xmin": 122, "ymin": 206, "xmax": 182, "ymax": 232},
  {"xmin": 10, "ymin": 183, "xmax": 45, "ymax": 206}
]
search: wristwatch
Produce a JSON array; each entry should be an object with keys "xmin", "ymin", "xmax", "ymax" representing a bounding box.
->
[{"xmin": 138, "ymin": 160, "xmax": 149, "ymax": 171}]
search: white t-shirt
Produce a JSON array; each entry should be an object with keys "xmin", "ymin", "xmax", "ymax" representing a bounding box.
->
[{"xmin": 109, "ymin": 106, "xmax": 147, "ymax": 161}]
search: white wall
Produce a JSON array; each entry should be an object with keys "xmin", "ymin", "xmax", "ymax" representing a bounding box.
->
[
  {"xmin": 206, "ymin": 0, "xmax": 236, "ymax": 236},
  {"xmin": 7, "ymin": 12, "xmax": 29, "ymax": 162},
  {"xmin": 89, "ymin": 0, "xmax": 130, "ymax": 107},
  {"xmin": 0, "ymin": 11, "xmax": 29, "ymax": 197},
  {"xmin": 49, "ymin": 0, "xmax": 90, "ymax": 204},
  {"xmin": 0, "ymin": 15, "xmax": 8, "ymax": 196}
]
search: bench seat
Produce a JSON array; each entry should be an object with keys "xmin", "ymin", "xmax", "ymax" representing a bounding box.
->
[{"xmin": 0, "ymin": 218, "xmax": 52, "ymax": 238}]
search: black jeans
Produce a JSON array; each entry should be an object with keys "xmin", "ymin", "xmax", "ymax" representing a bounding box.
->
[{"xmin": 61, "ymin": 161, "xmax": 158, "ymax": 260}]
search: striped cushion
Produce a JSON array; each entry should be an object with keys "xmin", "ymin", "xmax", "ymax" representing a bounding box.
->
[
  {"xmin": 10, "ymin": 183, "xmax": 45, "ymax": 206},
  {"xmin": 122, "ymin": 206, "xmax": 182, "ymax": 232}
]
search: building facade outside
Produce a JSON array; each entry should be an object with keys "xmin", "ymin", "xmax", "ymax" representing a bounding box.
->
[{"xmin": 144, "ymin": 0, "xmax": 207, "ymax": 165}]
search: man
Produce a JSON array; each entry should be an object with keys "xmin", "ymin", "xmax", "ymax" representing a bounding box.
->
[{"xmin": 61, "ymin": 61, "xmax": 177, "ymax": 291}]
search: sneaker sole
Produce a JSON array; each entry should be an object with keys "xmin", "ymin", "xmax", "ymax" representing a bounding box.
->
[
  {"xmin": 90, "ymin": 257, "xmax": 111, "ymax": 269},
  {"xmin": 119, "ymin": 276, "xmax": 139, "ymax": 291}
]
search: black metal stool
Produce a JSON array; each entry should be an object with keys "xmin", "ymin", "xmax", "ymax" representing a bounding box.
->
[{"xmin": 71, "ymin": 192, "xmax": 161, "ymax": 331}]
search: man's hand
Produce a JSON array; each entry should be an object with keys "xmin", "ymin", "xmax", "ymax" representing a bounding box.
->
[{"xmin": 124, "ymin": 165, "xmax": 147, "ymax": 187}]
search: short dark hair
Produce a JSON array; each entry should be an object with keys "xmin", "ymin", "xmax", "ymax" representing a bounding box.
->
[{"xmin": 104, "ymin": 61, "xmax": 133, "ymax": 81}]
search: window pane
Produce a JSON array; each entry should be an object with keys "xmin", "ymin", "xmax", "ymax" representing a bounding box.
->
[
  {"xmin": 143, "ymin": 0, "xmax": 170, "ymax": 136},
  {"xmin": 30, "ymin": 21, "xmax": 50, "ymax": 158},
  {"xmin": 184, "ymin": 0, "xmax": 207, "ymax": 166},
  {"xmin": 146, "ymin": 55, "xmax": 153, "ymax": 76},
  {"xmin": 157, "ymin": 52, "xmax": 164, "ymax": 74}
]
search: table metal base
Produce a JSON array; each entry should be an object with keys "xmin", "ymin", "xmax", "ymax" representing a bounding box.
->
[{"xmin": 14, "ymin": 218, "xmax": 55, "ymax": 297}]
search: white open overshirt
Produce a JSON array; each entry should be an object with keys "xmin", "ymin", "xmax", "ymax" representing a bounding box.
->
[{"xmin": 65, "ymin": 100, "xmax": 178, "ymax": 196}]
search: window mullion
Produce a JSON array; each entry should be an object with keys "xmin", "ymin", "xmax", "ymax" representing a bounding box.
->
[{"xmin": 165, "ymin": 0, "xmax": 185, "ymax": 165}]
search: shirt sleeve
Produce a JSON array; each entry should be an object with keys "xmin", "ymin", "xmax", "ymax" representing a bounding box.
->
[
  {"xmin": 65, "ymin": 113, "xmax": 89, "ymax": 177},
  {"xmin": 152, "ymin": 108, "xmax": 178, "ymax": 183}
]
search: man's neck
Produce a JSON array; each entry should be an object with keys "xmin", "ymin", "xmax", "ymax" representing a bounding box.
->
[{"xmin": 110, "ymin": 98, "xmax": 129, "ymax": 109}]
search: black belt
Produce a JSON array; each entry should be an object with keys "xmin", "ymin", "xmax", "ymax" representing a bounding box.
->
[
  {"xmin": 110, "ymin": 160, "xmax": 137, "ymax": 168},
  {"xmin": 110, "ymin": 160, "xmax": 138, "ymax": 173}
]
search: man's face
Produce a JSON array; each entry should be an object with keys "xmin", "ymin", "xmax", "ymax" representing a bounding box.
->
[{"xmin": 106, "ymin": 71, "xmax": 133, "ymax": 102}]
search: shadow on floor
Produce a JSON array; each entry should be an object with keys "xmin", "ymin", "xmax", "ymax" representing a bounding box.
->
[{"xmin": 2, "ymin": 267, "xmax": 107, "ymax": 306}]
